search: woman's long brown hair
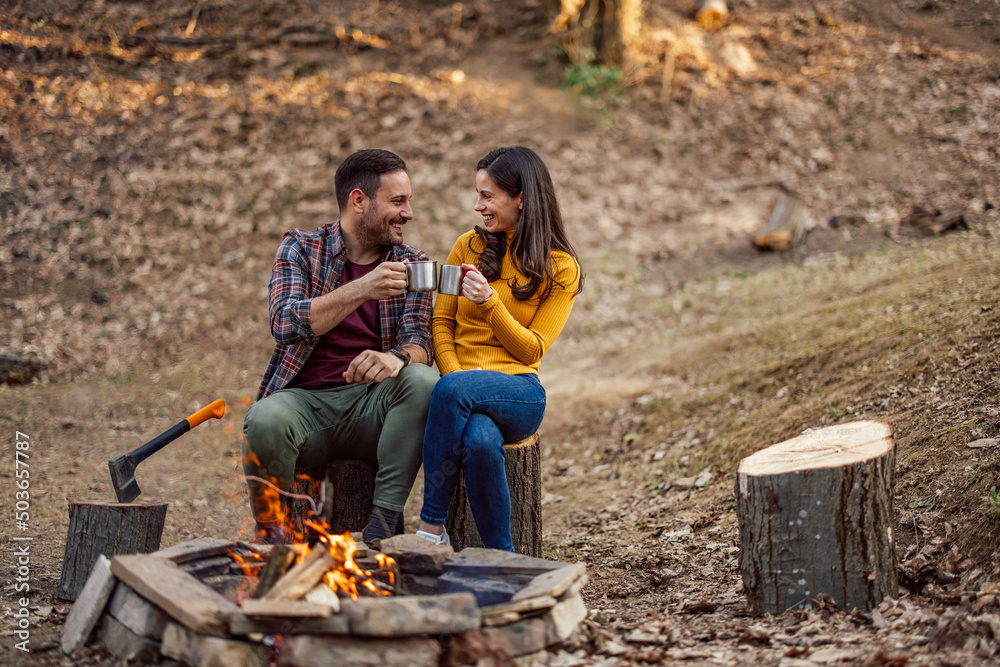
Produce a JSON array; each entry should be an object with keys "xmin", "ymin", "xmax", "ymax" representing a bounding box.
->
[{"xmin": 469, "ymin": 146, "xmax": 584, "ymax": 301}]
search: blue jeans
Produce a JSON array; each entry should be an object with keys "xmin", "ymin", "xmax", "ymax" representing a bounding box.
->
[{"xmin": 420, "ymin": 371, "xmax": 545, "ymax": 551}]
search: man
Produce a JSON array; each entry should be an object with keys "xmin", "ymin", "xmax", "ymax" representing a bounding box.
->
[{"xmin": 243, "ymin": 149, "xmax": 438, "ymax": 544}]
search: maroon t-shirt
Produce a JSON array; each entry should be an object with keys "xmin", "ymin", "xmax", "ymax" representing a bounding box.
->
[{"xmin": 286, "ymin": 259, "xmax": 381, "ymax": 389}]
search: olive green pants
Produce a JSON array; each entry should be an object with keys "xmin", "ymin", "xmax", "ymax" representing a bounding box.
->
[{"xmin": 242, "ymin": 364, "xmax": 438, "ymax": 523}]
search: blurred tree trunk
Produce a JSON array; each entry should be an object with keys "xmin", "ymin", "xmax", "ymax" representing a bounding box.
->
[{"xmin": 548, "ymin": 0, "xmax": 643, "ymax": 68}]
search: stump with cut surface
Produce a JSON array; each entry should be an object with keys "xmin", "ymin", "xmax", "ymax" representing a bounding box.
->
[
  {"xmin": 287, "ymin": 459, "xmax": 402, "ymax": 537},
  {"xmin": 446, "ymin": 433, "xmax": 542, "ymax": 557},
  {"xmin": 736, "ymin": 421, "xmax": 897, "ymax": 614},
  {"xmin": 57, "ymin": 501, "xmax": 168, "ymax": 600}
]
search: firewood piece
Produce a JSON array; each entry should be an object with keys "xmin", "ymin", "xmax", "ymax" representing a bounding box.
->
[
  {"xmin": 446, "ymin": 433, "xmax": 543, "ymax": 557},
  {"xmin": 304, "ymin": 582, "xmax": 342, "ymax": 612},
  {"xmin": 288, "ymin": 460, "xmax": 404, "ymax": 536},
  {"xmin": 736, "ymin": 420, "xmax": 898, "ymax": 614},
  {"xmin": 110, "ymin": 554, "xmax": 241, "ymax": 637},
  {"xmin": 262, "ymin": 547, "xmax": 336, "ymax": 601},
  {"xmin": 696, "ymin": 0, "xmax": 729, "ymax": 31},
  {"xmin": 57, "ymin": 501, "xmax": 168, "ymax": 600},
  {"xmin": 60, "ymin": 555, "xmax": 116, "ymax": 655},
  {"xmin": 512, "ymin": 562, "xmax": 587, "ymax": 602},
  {"xmin": 251, "ymin": 546, "xmax": 296, "ymax": 599},
  {"xmin": 753, "ymin": 194, "xmax": 812, "ymax": 252},
  {"xmin": 241, "ymin": 598, "xmax": 334, "ymax": 618}
]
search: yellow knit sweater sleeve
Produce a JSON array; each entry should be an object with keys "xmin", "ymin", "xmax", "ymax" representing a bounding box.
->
[{"xmin": 432, "ymin": 230, "xmax": 581, "ymax": 377}]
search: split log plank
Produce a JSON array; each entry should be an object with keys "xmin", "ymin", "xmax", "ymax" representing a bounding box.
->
[
  {"xmin": 57, "ymin": 501, "xmax": 168, "ymax": 600},
  {"xmin": 446, "ymin": 433, "xmax": 543, "ymax": 557},
  {"xmin": 241, "ymin": 598, "xmax": 333, "ymax": 618},
  {"xmin": 261, "ymin": 547, "xmax": 336, "ymax": 601},
  {"xmin": 736, "ymin": 420, "xmax": 898, "ymax": 614},
  {"xmin": 252, "ymin": 546, "xmax": 296, "ymax": 598},
  {"xmin": 110, "ymin": 554, "xmax": 242, "ymax": 637}
]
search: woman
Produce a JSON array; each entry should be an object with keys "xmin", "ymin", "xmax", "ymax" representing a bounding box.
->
[{"xmin": 416, "ymin": 146, "xmax": 583, "ymax": 551}]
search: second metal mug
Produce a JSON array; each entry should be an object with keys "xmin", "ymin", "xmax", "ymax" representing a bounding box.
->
[
  {"xmin": 405, "ymin": 261, "xmax": 438, "ymax": 292},
  {"xmin": 438, "ymin": 264, "xmax": 469, "ymax": 296}
]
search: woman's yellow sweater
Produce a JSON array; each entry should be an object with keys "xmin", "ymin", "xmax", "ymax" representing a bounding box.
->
[{"xmin": 433, "ymin": 230, "xmax": 581, "ymax": 377}]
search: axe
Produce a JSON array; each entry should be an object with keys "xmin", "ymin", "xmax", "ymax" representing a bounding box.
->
[{"xmin": 108, "ymin": 399, "xmax": 226, "ymax": 503}]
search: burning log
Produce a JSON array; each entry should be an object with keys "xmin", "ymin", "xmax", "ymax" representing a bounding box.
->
[
  {"xmin": 261, "ymin": 546, "xmax": 337, "ymax": 601},
  {"xmin": 252, "ymin": 545, "xmax": 296, "ymax": 598},
  {"xmin": 447, "ymin": 433, "xmax": 543, "ymax": 557},
  {"xmin": 736, "ymin": 421, "xmax": 898, "ymax": 614}
]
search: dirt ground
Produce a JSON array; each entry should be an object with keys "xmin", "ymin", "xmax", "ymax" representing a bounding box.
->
[{"xmin": 2, "ymin": 0, "xmax": 1000, "ymax": 665}]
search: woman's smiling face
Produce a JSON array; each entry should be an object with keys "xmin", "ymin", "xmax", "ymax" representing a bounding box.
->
[{"xmin": 475, "ymin": 169, "xmax": 522, "ymax": 234}]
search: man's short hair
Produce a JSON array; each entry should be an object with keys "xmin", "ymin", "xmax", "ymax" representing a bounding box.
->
[{"xmin": 335, "ymin": 149, "xmax": 407, "ymax": 212}]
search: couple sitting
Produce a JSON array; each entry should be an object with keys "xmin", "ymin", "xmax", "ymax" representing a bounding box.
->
[{"xmin": 242, "ymin": 147, "xmax": 582, "ymax": 551}]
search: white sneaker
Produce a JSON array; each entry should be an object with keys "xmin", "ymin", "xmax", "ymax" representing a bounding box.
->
[{"xmin": 415, "ymin": 528, "xmax": 451, "ymax": 546}]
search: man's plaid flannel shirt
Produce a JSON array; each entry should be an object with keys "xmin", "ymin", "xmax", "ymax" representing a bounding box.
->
[{"xmin": 255, "ymin": 218, "xmax": 433, "ymax": 401}]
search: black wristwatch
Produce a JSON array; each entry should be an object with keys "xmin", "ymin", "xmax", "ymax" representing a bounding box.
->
[{"xmin": 389, "ymin": 347, "xmax": 410, "ymax": 367}]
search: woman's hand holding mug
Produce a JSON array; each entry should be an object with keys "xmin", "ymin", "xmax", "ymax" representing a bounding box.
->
[{"xmin": 460, "ymin": 264, "xmax": 493, "ymax": 304}]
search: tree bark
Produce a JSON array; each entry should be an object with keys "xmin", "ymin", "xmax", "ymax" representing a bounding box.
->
[
  {"xmin": 287, "ymin": 459, "xmax": 402, "ymax": 537},
  {"xmin": 446, "ymin": 433, "xmax": 543, "ymax": 557},
  {"xmin": 736, "ymin": 421, "xmax": 898, "ymax": 614},
  {"xmin": 57, "ymin": 501, "xmax": 168, "ymax": 600}
]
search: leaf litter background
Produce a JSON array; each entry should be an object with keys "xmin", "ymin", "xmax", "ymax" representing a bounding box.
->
[{"xmin": 1, "ymin": 0, "xmax": 1000, "ymax": 665}]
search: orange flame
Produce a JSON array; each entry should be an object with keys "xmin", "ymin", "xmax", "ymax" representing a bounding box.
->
[{"xmin": 236, "ymin": 453, "xmax": 396, "ymax": 602}]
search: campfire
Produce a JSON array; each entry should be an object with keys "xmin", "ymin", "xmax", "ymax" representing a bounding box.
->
[
  {"xmin": 233, "ymin": 474, "xmax": 399, "ymax": 606},
  {"xmin": 62, "ymin": 531, "xmax": 588, "ymax": 666}
]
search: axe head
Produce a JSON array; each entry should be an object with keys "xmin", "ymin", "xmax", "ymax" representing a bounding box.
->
[{"xmin": 108, "ymin": 454, "xmax": 141, "ymax": 503}]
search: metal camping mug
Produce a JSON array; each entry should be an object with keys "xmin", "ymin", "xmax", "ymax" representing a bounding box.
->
[
  {"xmin": 405, "ymin": 260, "xmax": 438, "ymax": 292},
  {"xmin": 438, "ymin": 264, "xmax": 470, "ymax": 296}
]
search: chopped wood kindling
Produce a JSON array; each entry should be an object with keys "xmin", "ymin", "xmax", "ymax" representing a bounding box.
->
[{"xmin": 261, "ymin": 547, "xmax": 336, "ymax": 601}]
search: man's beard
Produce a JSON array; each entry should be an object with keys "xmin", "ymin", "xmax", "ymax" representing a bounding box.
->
[{"xmin": 358, "ymin": 201, "xmax": 403, "ymax": 248}]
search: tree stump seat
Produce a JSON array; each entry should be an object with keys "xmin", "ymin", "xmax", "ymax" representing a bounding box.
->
[{"xmin": 446, "ymin": 433, "xmax": 543, "ymax": 557}]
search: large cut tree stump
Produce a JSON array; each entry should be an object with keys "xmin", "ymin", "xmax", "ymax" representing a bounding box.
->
[
  {"xmin": 446, "ymin": 433, "xmax": 542, "ymax": 557},
  {"xmin": 57, "ymin": 501, "xmax": 168, "ymax": 600},
  {"xmin": 736, "ymin": 421, "xmax": 897, "ymax": 614},
  {"xmin": 287, "ymin": 460, "xmax": 402, "ymax": 537}
]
